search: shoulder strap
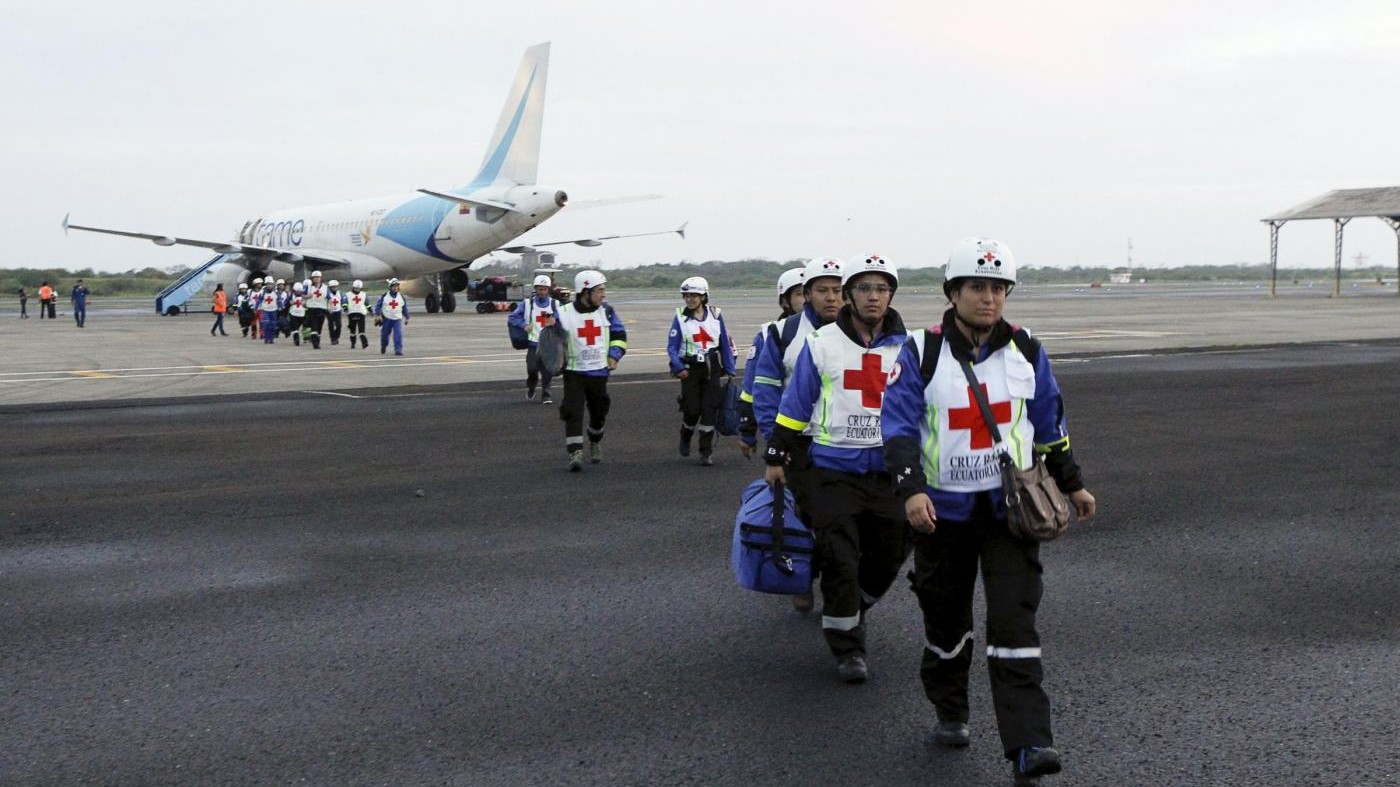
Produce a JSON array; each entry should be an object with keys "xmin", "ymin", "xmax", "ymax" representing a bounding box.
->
[
  {"xmin": 1009, "ymin": 326, "xmax": 1040, "ymax": 361},
  {"xmin": 919, "ymin": 328, "xmax": 941, "ymax": 386},
  {"xmin": 778, "ymin": 313, "xmax": 802, "ymax": 352}
]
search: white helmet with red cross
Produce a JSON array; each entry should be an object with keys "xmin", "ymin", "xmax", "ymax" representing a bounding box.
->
[
  {"xmin": 802, "ymin": 256, "xmax": 844, "ymax": 289},
  {"xmin": 943, "ymin": 237, "xmax": 1017, "ymax": 297},
  {"xmin": 842, "ymin": 254, "xmax": 898, "ymax": 293},
  {"xmin": 574, "ymin": 270, "xmax": 606, "ymax": 292}
]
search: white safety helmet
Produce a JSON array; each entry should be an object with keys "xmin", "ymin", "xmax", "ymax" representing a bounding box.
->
[
  {"xmin": 679, "ymin": 276, "xmax": 709, "ymax": 295},
  {"xmin": 387, "ymin": 277, "xmax": 401, "ymax": 286},
  {"xmin": 776, "ymin": 267, "xmax": 805, "ymax": 297},
  {"xmin": 238, "ymin": 282, "xmax": 248, "ymax": 290},
  {"xmin": 302, "ymin": 279, "xmax": 312, "ymax": 290},
  {"xmin": 802, "ymin": 256, "xmax": 845, "ymax": 288},
  {"xmin": 275, "ymin": 278, "xmax": 286, "ymax": 285},
  {"xmin": 327, "ymin": 279, "xmax": 339, "ymax": 287},
  {"xmin": 533, "ymin": 274, "xmax": 553, "ymax": 288},
  {"xmin": 292, "ymin": 282, "xmax": 304, "ymax": 293},
  {"xmin": 311, "ymin": 270, "xmax": 322, "ymax": 278},
  {"xmin": 352, "ymin": 279, "xmax": 364, "ymax": 289},
  {"xmin": 251, "ymin": 277, "xmax": 263, "ymax": 286},
  {"xmin": 943, "ymin": 237, "xmax": 1017, "ymax": 297},
  {"xmin": 842, "ymin": 254, "xmax": 898, "ymax": 293},
  {"xmin": 574, "ymin": 270, "xmax": 606, "ymax": 292}
]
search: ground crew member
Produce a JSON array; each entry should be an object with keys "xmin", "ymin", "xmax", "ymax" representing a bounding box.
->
[
  {"xmin": 38, "ymin": 282, "xmax": 56, "ymax": 319},
  {"xmin": 738, "ymin": 267, "xmax": 806, "ymax": 459},
  {"xmin": 374, "ymin": 278, "xmax": 410, "ymax": 355},
  {"xmin": 554, "ymin": 270, "xmax": 627, "ymax": 472},
  {"xmin": 70, "ymin": 279, "xmax": 89, "ymax": 328},
  {"xmin": 258, "ymin": 279, "xmax": 279, "ymax": 344},
  {"xmin": 248, "ymin": 278, "xmax": 264, "ymax": 338},
  {"xmin": 346, "ymin": 280, "xmax": 370, "ymax": 349},
  {"xmin": 764, "ymin": 255, "xmax": 908, "ymax": 683},
  {"xmin": 210, "ymin": 283, "xmax": 229, "ymax": 336},
  {"xmin": 507, "ymin": 274, "xmax": 562, "ymax": 403},
  {"xmin": 667, "ymin": 276, "xmax": 736, "ymax": 465},
  {"xmin": 325, "ymin": 280, "xmax": 344, "ymax": 345},
  {"xmin": 882, "ymin": 237, "xmax": 1097, "ymax": 784},
  {"xmin": 751, "ymin": 256, "xmax": 847, "ymax": 613},
  {"xmin": 18, "ymin": 287, "xmax": 29, "ymax": 318},
  {"xmin": 235, "ymin": 283, "xmax": 255, "ymax": 337},
  {"xmin": 303, "ymin": 271, "xmax": 330, "ymax": 349},
  {"xmin": 288, "ymin": 283, "xmax": 307, "ymax": 346}
]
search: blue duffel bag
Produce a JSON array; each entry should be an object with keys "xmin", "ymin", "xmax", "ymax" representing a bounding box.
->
[
  {"xmin": 732, "ymin": 478, "xmax": 814, "ymax": 595},
  {"xmin": 716, "ymin": 377, "xmax": 741, "ymax": 436}
]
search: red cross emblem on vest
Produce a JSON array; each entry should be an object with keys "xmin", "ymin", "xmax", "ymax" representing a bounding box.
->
[
  {"xmin": 535, "ymin": 311, "xmax": 552, "ymax": 328},
  {"xmin": 388, "ymin": 299, "xmax": 399, "ymax": 309},
  {"xmin": 294, "ymin": 298, "xmax": 303, "ymax": 308},
  {"xmin": 843, "ymin": 353, "xmax": 887, "ymax": 409},
  {"xmin": 352, "ymin": 295, "xmax": 362, "ymax": 304},
  {"xmin": 947, "ymin": 384, "xmax": 1011, "ymax": 450},
  {"xmin": 692, "ymin": 325, "xmax": 714, "ymax": 350},
  {"xmin": 578, "ymin": 319, "xmax": 602, "ymax": 345},
  {"xmin": 264, "ymin": 295, "xmax": 273, "ymax": 306},
  {"xmin": 313, "ymin": 288, "xmax": 322, "ymax": 298}
]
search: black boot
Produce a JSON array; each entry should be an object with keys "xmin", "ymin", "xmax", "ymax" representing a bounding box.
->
[
  {"xmin": 698, "ymin": 429, "xmax": 715, "ymax": 466},
  {"xmin": 678, "ymin": 427, "xmax": 694, "ymax": 457}
]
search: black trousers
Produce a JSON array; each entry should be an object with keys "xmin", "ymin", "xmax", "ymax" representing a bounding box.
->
[
  {"xmin": 327, "ymin": 312, "xmax": 342, "ymax": 343},
  {"xmin": 348, "ymin": 313, "xmax": 366, "ymax": 337},
  {"xmin": 912, "ymin": 493, "xmax": 1052, "ymax": 758},
  {"xmin": 525, "ymin": 345, "xmax": 554, "ymax": 392},
  {"xmin": 558, "ymin": 371, "xmax": 610, "ymax": 451},
  {"xmin": 807, "ymin": 468, "xmax": 910, "ymax": 659},
  {"xmin": 678, "ymin": 364, "xmax": 723, "ymax": 429},
  {"xmin": 305, "ymin": 308, "xmax": 327, "ymax": 343}
]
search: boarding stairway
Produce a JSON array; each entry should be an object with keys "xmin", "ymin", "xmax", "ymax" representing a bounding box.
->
[{"xmin": 155, "ymin": 253, "xmax": 231, "ymax": 315}]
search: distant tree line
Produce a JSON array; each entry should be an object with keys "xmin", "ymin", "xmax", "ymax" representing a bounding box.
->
[{"xmin": 1, "ymin": 260, "xmax": 1392, "ymax": 298}]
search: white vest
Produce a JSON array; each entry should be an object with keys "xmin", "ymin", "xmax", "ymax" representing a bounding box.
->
[
  {"xmin": 556, "ymin": 303, "xmax": 612, "ymax": 372},
  {"xmin": 259, "ymin": 290, "xmax": 279, "ymax": 312},
  {"xmin": 305, "ymin": 284, "xmax": 328, "ymax": 309},
  {"xmin": 525, "ymin": 296, "xmax": 561, "ymax": 343},
  {"xmin": 911, "ymin": 332, "xmax": 1037, "ymax": 492},
  {"xmin": 289, "ymin": 294, "xmax": 306, "ymax": 317},
  {"xmin": 781, "ymin": 312, "xmax": 819, "ymax": 375},
  {"xmin": 379, "ymin": 291, "xmax": 406, "ymax": 321},
  {"xmin": 346, "ymin": 290, "xmax": 370, "ymax": 315},
  {"xmin": 676, "ymin": 307, "xmax": 723, "ymax": 361},
  {"xmin": 803, "ymin": 325, "xmax": 902, "ymax": 449}
]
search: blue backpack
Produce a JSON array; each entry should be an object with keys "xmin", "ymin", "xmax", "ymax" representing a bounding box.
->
[
  {"xmin": 717, "ymin": 377, "xmax": 742, "ymax": 436},
  {"xmin": 731, "ymin": 478, "xmax": 814, "ymax": 595}
]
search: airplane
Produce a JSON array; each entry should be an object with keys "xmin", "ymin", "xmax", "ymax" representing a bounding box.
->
[{"xmin": 62, "ymin": 42, "xmax": 685, "ymax": 315}]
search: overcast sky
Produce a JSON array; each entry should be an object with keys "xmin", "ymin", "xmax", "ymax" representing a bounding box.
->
[{"xmin": 5, "ymin": 0, "xmax": 1399, "ymax": 272}]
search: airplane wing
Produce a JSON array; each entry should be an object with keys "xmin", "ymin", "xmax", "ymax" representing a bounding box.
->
[
  {"xmin": 498, "ymin": 222, "xmax": 687, "ymax": 253},
  {"xmin": 62, "ymin": 214, "xmax": 353, "ymax": 268}
]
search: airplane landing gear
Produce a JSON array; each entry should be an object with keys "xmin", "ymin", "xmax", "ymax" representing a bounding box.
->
[
  {"xmin": 425, "ymin": 292, "xmax": 440, "ymax": 313},
  {"xmin": 441, "ymin": 292, "xmax": 456, "ymax": 313}
]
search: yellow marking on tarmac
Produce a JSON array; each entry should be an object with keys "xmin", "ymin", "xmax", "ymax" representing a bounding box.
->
[
  {"xmin": 201, "ymin": 365, "xmax": 246, "ymax": 373},
  {"xmin": 429, "ymin": 356, "xmax": 475, "ymax": 364},
  {"xmin": 322, "ymin": 360, "xmax": 365, "ymax": 368},
  {"xmin": 68, "ymin": 370, "xmax": 114, "ymax": 379}
]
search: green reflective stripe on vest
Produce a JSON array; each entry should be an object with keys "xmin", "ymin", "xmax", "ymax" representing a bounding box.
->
[
  {"xmin": 815, "ymin": 370, "xmax": 835, "ymax": 444},
  {"xmin": 923, "ymin": 403, "xmax": 941, "ymax": 489}
]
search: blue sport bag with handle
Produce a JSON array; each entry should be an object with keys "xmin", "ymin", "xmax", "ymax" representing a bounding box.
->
[
  {"xmin": 717, "ymin": 377, "xmax": 742, "ymax": 436},
  {"xmin": 731, "ymin": 478, "xmax": 814, "ymax": 595}
]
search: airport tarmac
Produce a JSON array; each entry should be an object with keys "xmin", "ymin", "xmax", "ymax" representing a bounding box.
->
[
  {"xmin": 1, "ymin": 281, "xmax": 1398, "ymax": 408},
  {"xmin": 2, "ymin": 341, "xmax": 1398, "ymax": 786}
]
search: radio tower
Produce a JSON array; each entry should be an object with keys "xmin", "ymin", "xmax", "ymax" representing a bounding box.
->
[{"xmin": 1127, "ymin": 237, "xmax": 1134, "ymax": 270}]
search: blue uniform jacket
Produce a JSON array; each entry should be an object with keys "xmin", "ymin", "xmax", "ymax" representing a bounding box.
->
[
  {"xmin": 508, "ymin": 295, "xmax": 555, "ymax": 347},
  {"xmin": 666, "ymin": 307, "xmax": 736, "ymax": 376},
  {"xmin": 751, "ymin": 302, "xmax": 831, "ymax": 442},
  {"xmin": 373, "ymin": 293, "xmax": 411, "ymax": 320},
  {"xmin": 882, "ymin": 309, "xmax": 1083, "ymax": 521},
  {"xmin": 770, "ymin": 306, "xmax": 907, "ymax": 476}
]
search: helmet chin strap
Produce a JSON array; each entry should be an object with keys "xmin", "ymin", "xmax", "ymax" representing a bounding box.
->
[{"xmin": 953, "ymin": 308, "xmax": 991, "ymax": 349}]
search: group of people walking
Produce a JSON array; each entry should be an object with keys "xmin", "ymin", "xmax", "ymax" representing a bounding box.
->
[
  {"xmin": 736, "ymin": 240, "xmax": 1098, "ymax": 785},
  {"xmin": 15, "ymin": 280, "xmax": 87, "ymax": 325},
  {"xmin": 219, "ymin": 273, "xmax": 410, "ymax": 354}
]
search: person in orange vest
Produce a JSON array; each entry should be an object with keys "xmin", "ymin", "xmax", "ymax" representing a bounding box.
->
[
  {"xmin": 38, "ymin": 282, "xmax": 56, "ymax": 319},
  {"xmin": 210, "ymin": 283, "xmax": 229, "ymax": 337}
]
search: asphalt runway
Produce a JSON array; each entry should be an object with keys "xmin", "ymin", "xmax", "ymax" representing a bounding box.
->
[{"xmin": 3, "ymin": 340, "xmax": 1398, "ymax": 786}]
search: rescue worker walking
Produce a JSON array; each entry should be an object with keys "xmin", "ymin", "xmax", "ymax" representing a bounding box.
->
[
  {"xmin": 738, "ymin": 267, "xmax": 805, "ymax": 459},
  {"xmin": 303, "ymin": 271, "xmax": 330, "ymax": 349},
  {"xmin": 346, "ymin": 280, "xmax": 371, "ymax": 349},
  {"xmin": 258, "ymin": 279, "xmax": 279, "ymax": 344},
  {"xmin": 555, "ymin": 270, "xmax": 627, "ymax": 472},
  {"xmin": 881, "ymin": 238, "xmax": 1096, "ymax": 784},
  {"xmin": 507, "ymin": 274, "xmax": 561, "ymax": 403},
  {"xmin": 764, "ymin": 255, "xmax": 908, "ymax": 683},
  {"xmin": 325, "ymin": 280, "xmax": 344, "ymax": 345},
  {"xmin": 287, "ymin": 283, "xmax": 307, "ymax": 346},
  {"xmin": 70, "ymin": 279, "xmax": 89, "ymax": 328},
  {"xmin": 274, "ymin": 279, "xmax": 291, "ymax": 337},
  {"xmin": 752, "ymin": 256, "xmax": 847, "ymax": 613},
  {"xmin": 667, "ymin": 276, "xmax": 736, "ymax": 465},
  {"xmin": 38, "ymin": 282, "xmax": 56, "ymax": 319},
  {"xmin": 210, "ymin": 283, "xmax": 229, "ymax": 336},
  {"xmin": 247, "ymin": 278, "xmax": 264, "ymax": 338},
  {"xmin": 236, "ymin": 282, "xmax": 256, "ymax": 337},
  {"xmin": 374, "ymin": 278, "xmax": 410, "ymax": 355}
]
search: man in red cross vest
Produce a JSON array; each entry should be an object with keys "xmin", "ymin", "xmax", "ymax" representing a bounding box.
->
[
  {"xmin": 765, "ymin": 254, "xmax": 910, "ymax": 684},
  {"xmin": 554, "ymin": 270, "xmax": 628, "ymax": 471},
  {"xmin": 373, "ymin": 278, "xmax": 411, "ymax": 355},
  {"xmin": 507, "ymin": 274, "xmax": 563, "ymax": 404},
  {"xmin": 881, "ymin": 237, "xmax": 1096, "ymax": 784},
  {"xmin": 666, "ymin": 276, "xmax": 736, "ymax": 465},
  {"xmin": 345, "ymin": 279, "xmax": 371, "ymax": 349}
]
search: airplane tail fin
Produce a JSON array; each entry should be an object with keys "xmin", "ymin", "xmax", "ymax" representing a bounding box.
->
[{"xmin": 462, "ymin": 42, "xmax": 550, "ymax": 192}]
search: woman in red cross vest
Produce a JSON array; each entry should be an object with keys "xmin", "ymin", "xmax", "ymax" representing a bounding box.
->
[
  {"xmin": 666, "ymin": 276, "xmax": 736, "ymax": 465},
  {"xmin": 764, "ymin": 254, "xmax": 909, "ymax": 684},
  {"xmin": 881, "ymin": 237, "xmax": 1096, "ymax": 784},
  {"xmin": 373, "ymin": 278, "xmax": 410, "ymax": 355}
]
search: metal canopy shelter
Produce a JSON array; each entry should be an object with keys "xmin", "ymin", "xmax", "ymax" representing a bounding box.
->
[{"xmin": 1262, "ymin": 187, "xmax": 1400, "ymax": 297}]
